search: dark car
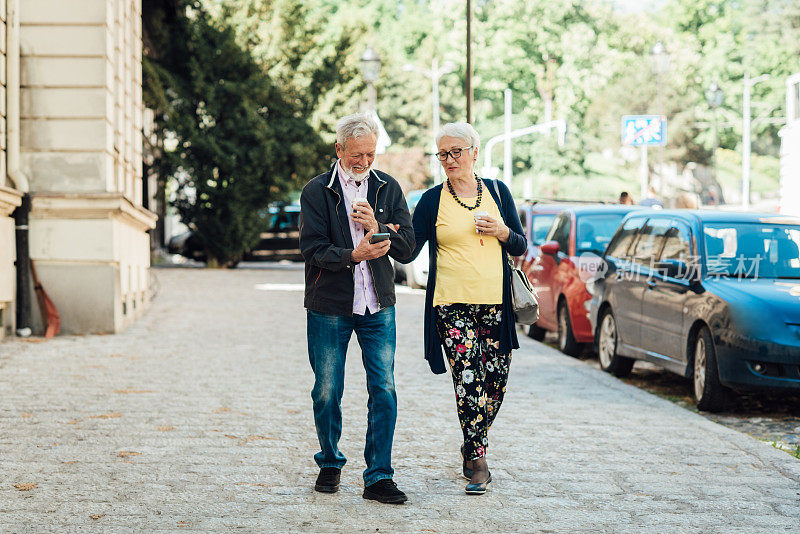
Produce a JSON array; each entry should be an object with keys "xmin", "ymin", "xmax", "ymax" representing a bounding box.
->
[
  {"xmin": 589, "ymin": 210, "xmax": 800, "ymax": 411},
  {"xmin": 168, "ymin": 203, "xmax": 302, "ymax": 263},
  {"xmin": 523, "ymin": 205, "xmax": 643, "ymax": 355},
  {"xmin": 166, "ymin": 230, "xmax": 206, "ymax": 261},
  {"xmin": 243, "ymin": 204, "xmax": 302, "ymax": 261}
]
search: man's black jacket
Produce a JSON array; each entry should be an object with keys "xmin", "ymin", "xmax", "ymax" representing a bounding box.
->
[{"xmin": 299, "ymin": 162, "xmax": 415, "ymax": 316}]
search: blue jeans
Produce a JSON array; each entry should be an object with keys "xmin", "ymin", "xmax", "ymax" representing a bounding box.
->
[{"xmin": 307, "ymin": 306, "xmax": 397, "ymax": 486}]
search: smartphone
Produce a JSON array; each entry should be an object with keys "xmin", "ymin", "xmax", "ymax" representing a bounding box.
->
[{"xmin": 369, "ymin": 232, "xmax": 391, "ymax": 244}]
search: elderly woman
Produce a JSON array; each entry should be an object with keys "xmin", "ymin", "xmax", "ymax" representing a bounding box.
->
[{"xmin": 403, "ymin": 122, "xmax": 526, "ymax": 494}]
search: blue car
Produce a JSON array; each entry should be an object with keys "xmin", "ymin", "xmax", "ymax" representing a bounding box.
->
[{"xmin": 589, "ymin": 210, "xmax": 800, "ymax": 412}]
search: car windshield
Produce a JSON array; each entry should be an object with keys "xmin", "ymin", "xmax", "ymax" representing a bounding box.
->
[
  {"xmin": 531, "ymin": 214, "xmax": 556, "ymax": 245},
  {"xmin": 703, "ymin": 222, "xmax": 800, "ymax": 279},
  {"xmin": 407, "ymin": 190, "xmax": 425, "ymax": 213},
  {"xmin": 576, "ymin": 214, "xmax": 626, "ymax": 255},
  {"xmin": 268, "ymin": 210, "xmax": 299, "ymax": 230}
]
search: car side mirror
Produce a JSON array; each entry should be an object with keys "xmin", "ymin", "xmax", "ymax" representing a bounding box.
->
[{"xmin": 540, "ymin": 241, "xmax": 560, "ymax": 255}]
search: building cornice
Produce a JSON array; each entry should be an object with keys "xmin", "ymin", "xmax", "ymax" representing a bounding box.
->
[
  {"xmin": 30, "ymin": 193, "xmax": 158, "ymax": 232},
  {"xmin": 0, "ymin": 186, "xmax": 24, "ymax": 217}
]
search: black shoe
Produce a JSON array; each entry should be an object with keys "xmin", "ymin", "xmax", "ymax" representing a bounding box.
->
[
  {"xmin": 362, "ymin": 479, "xmax": 408, "ymax": 504},
  {"xmin": 314, "ymin": 467, "xmax": 341, "ymax": 493},
  {"xmin": 460, "ymin": 444, "xmax": 473, "ymax": 480},
  {"xmin": 465, "ymin": 472, "xmax": 492, "ymax": 495}
]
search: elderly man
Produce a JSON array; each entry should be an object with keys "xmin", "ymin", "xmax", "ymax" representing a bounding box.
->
[{"xmin": 299, "ymin": 113, "xmax": 414, "ymax": 504}]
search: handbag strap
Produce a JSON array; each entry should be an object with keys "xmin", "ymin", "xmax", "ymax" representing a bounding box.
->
[
  {"xmin": 490, "ymin": 179, "xmax": 515, "ymax": 269},
  {"xmin": 490, "ymin": 178, "xmax": 502, "ymax": 210}
]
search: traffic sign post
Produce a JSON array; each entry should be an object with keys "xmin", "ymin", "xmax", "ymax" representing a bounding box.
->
[
  {"xmin": 622, "ymin": 115, "xmax": 666, "ymax": 199},
  {"xmin": 622, "ymin": 115, "xmax": 666, "ymax": 146}
]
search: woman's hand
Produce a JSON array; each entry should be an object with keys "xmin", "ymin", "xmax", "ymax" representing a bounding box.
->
[{"xmin": 475, "ymin": 215, "xmax": 510, "ymax": 242}]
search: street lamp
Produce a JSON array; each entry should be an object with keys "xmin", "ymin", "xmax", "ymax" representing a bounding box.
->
[
  {"xmin": 650, "ymin": 41, "xmax": 670, "ymax": 194},
  {"xmin": 403, "ymin": 59, "xmax": 457, "ymax": 183},
  {"xmin": 705, "ymin": 81, "xmax": 724, "ymax": 191},
  {"xmin": 360, "ymin": 46, "xmax": 381, "ymax": 111},
  {"xmin": 650, "ymin": 41, "xmax": 670, "ymax": 76},
  {"xmin": 742, "ymin": 72, "xmax": 770, "ymax": 210},
  {"xmin": 466, "ymin": 0, "xmax": 473, "ymax": 124}
]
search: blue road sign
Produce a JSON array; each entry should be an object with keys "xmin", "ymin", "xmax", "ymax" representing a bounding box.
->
[{"xmin": 622, "ymin": 115, "xmax": 666, "ymax": 146}]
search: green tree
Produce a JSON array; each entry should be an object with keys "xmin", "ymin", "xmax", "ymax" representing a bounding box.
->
[
  {"xmin": 661, "ymin": 0, "xmax": 800, "ymax": 156},
  {"xmin": 152, "ymin": 0, "xmax": 800, "ymax": 206},
  {"xmin": 144, "ymin": 1, "xmax": 326, "ymax": 267},
  {"xmin": 206, "ymin": 0, "xmax": 465, "ymax": 151},
  {"xmin": 471, "ymin": 0, "xmax": 624, "ymax": 185}
]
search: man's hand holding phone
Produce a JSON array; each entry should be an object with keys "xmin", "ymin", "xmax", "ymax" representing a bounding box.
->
[{"xmin": 351, "ymin": 230, "xmax": 391, "ymax": 263}]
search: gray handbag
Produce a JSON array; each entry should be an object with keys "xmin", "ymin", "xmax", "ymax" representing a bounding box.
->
[
  {"xmin": 491, "ymin": 180, "xmax": 540, "ymax": 325},
  {"xmin": 507, "ymin": 255, "xmax": 540, "ymax": 324}
]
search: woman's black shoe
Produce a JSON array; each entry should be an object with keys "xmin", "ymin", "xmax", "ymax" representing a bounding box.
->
[
  {"xmin": 362, "ymin": 479, "xmax": 408, "ymax": 504},
  {"xmin": 314, "ymin": 467, "xmax": 341, "ymax": 493},
  {"xmin": 465, "ymin": 472, "xmax": 492, "ymax": 495},
  {"xmin": 460, "ymin": 444, "xmax": 473, "ymax": 480}
]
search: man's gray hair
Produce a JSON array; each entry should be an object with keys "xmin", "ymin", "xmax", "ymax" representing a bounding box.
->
[
  {"xmin": 336, "ymin": 112, "xmax": 380, "ymax": 148},
  {"xmin": 436, "ymin": 122, "xmax": 481, "ymax": 152}
]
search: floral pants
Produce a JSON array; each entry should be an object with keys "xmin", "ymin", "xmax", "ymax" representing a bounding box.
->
[{"xmin": 434, "ymin": 303, "xmax": 511, "ymax": 460}]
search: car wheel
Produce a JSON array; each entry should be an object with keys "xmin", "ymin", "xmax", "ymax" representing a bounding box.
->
[
  {"xmin": 692, "ymin": 326, "xmax": 727, "ymax": 412},
  {"xmin": 527, "ymin": 324, "xmax": 547, "ymax": 341},
  {"xmin": 597, "ymin": 309, "xmax": 634, "ymax": 377},
  {"xmin": 557, "ymin": 301, "xmax": 581, "ymax": 357}
]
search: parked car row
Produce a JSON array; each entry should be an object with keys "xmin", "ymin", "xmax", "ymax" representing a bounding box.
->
[
  {"xmin": 520, "ymin": 203, "xmax": 643, "ymax": 353},
  {"xmin": 171, "ymin": 191, "xmax": 800, "ymax": 412},
  {"xmin": 519, "ymin": 203, "xmax": 800, "ymax": 412}
]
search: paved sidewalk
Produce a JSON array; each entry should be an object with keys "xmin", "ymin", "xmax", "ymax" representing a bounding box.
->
[{"xmin": 1, "ymin": 267, "xmax": 799, "ymax": 533}]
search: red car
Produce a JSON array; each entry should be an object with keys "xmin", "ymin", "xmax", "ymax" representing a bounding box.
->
[
  {"xmin": 516, "ymin": 202, "xmax": 579, "ymax": 274},
  {"xmin": 524, "ymin": 205, "xmax": 643, "ymax": 355}
]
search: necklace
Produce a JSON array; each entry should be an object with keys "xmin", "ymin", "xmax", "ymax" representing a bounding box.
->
[{"xmin": 446, "ymin": 175, "xmax": 482, "ymax": 210}]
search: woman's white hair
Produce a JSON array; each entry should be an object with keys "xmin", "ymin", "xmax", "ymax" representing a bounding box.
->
[
  {"xmin": 436, "ymin": 122, "xmax": 481, "ymax": 152},
  {"xmin": 336, "ymin": 112, "xmax": 379, "ymax": 148}
]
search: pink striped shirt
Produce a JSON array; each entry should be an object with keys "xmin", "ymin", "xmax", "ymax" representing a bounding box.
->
[{"xmin": 337, "ymin": 160, "xmax": 380, "ymax": 315}]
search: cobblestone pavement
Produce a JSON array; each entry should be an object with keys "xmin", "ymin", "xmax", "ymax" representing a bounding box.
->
[
  {"xmin": 611, "ymin": 362, "xmax": 800, "ymax": 455},
  {"xmin": 551, "ymin": 340, "xmax": 800, "ymax": 457},
  {"xmin": 2, "ymin": 266, "xmax": 800, "ymax": 533}
]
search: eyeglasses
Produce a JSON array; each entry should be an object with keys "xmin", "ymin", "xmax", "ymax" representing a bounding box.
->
[{"xmin": 435, "ymin": 146, "xmax": 473, "ymax": 161}]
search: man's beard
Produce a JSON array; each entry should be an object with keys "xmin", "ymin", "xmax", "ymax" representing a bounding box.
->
[{"xmin": 342, "ymin": 162, "xmax": 371, "ymax": 183}]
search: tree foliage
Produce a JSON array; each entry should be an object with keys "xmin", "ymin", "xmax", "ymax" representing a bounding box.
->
[
  {"xmin": 143, "ymin": 1, "xmax": 326, "ymax": 266},
  {"xmin": 661, "ymin": 0, "xmax": 800, "ymax": 156},
  {"xmin": 145, "ymin": 0, "xmax": 800, "ymax": 224}
]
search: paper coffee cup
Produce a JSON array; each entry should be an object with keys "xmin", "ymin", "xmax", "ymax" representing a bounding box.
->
[
  {"xmin": 352, "ymin": 197, "xmax": 368, "ymax": 231},
  {"xmin": 473, "ymin": 210, "xmax": 489, "ymax": 233}
]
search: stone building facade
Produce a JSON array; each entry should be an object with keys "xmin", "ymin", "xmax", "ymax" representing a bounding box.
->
[{"xmin": 1, "ymin": 0, "xmax": 155, "ymax": 338}]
